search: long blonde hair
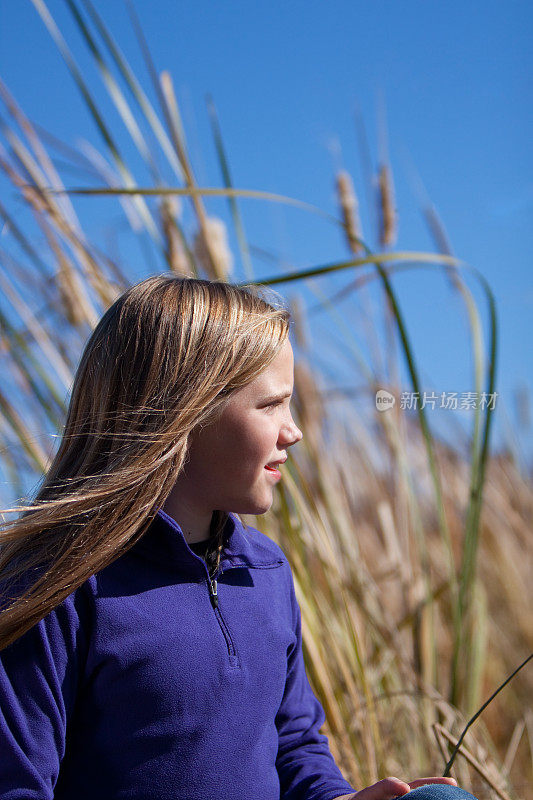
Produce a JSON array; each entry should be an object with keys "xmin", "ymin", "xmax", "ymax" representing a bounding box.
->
[{"xmin": 0, "ymin": 275, "xmax": 290, "ymax": 650}]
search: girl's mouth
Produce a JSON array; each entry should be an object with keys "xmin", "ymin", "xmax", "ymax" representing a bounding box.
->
[{"xmin": 264, "ymin": 464, "xmax": 282, "ymax": 478}]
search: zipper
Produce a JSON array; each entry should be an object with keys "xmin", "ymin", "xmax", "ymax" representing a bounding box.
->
[
  {"xmin": 206, "ymin": 572, "xmax": 237, "ymax": 659},
  {"xmin": 208, "ymin": 577, "xmax": 218, "ymax": 608},
  {"xmin": 184, "ymin": 535, "xmax": 239, "ymax": 665}
]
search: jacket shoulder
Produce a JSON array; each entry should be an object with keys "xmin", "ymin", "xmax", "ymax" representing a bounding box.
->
[
  {"xmin": 229, "ymin": 518, "xmax": 291, "ymax": 571},
  {"xmin": 246, "ymin": 524, "xmax": 288, "ymax": 560}
]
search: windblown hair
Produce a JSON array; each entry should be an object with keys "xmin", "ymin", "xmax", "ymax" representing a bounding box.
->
[{"xmin": 0, "ymin": 275, "xmax": 291, "ymax": 650}]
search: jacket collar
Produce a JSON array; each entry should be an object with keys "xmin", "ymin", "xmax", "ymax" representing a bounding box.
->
[{"xmin": 130, "ymin": 508, "xmax": 283, "ymax": 575}]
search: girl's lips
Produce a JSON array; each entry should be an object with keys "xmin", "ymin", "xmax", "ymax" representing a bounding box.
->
[{"xmin": 264, "ymin": 464, "xmax": 282, "ymax": 478}]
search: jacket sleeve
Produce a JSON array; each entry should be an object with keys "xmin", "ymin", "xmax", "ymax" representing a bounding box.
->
[
  {"xmin": 0, "ymin": 578, "xmax": 93, "ymax": 799},
  {"xmin": 275, "ymin": 561, "xmax": 355, "ymax": 800}
]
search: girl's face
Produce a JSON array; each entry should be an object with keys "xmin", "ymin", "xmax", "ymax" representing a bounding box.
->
[{"xmin": 176, "ymin": 338, "xmax": 303, "ymax": 517}]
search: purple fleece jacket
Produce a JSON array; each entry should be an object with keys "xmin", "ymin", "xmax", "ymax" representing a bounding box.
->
[{"xmin": 0, "ymin": 509, "xmax": 355, "ymax": 800}]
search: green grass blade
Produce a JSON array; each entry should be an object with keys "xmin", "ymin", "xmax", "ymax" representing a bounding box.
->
[
  {"xmin": 0, "ymin": 307, "xmax": 67, "ymax": 424},
  {"xmin": 30, "ymin": 0, "xmax": 162, "ymax": 244},
  {"xmin": 0, "ymin": 270, "xmax": 73, "ymax": 391},
  {"xmin": 52, "ymin": 184, "xmax": 340, "ymax": 223},
  {"xmin": 419, "ymin": 199, "xmax": 496, "ymax": 709},
  {"xmin": 64, "ymin": 0, "xmax": 159, "ymax": 179},
  {"xmin": 80, "ymin": 0, "xmax": 184, "ymax": 181},
  {"xmin": 451, "ymin": 271, "xmax": 498, "ymax": 708},
  {"xmin": 206, "ymin": 94, "xmax": 254, "ymax": 279},
  {"xmin": 0, "ymin": 200, "xmax": 49, "ymax": 274},
  {"xmin": 0, "ymin": 388, "xmax": 50, "ymax": 472}
]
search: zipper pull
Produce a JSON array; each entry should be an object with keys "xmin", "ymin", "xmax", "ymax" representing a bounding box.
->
[{"xmin": 209, "ymin": 578, "xmax": 218, "ymax": 609}]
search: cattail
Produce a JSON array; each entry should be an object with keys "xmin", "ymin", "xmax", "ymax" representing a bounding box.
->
[
  {"xmin": 160, "ymin": 197, "xmax": 191, "ymax": 276},
  {"xmin": 514, "ymin": 384, "xmax": 530, "ymax": 430},
  {"xmin": 193, "ymin": 217, "xmax": 233, "ymax": 280},
  {"xmin": 293, "ymin": 359, "xmax": 323, "ymax": 448},
  {"xmin": 336, "ymin": 170, "xmax": 364, "ymax": 254},
  {"xmin": 55, "ymin": 251, "xmax": 88, "ymax": 328},
  {"xmin": 377, "ymin": 163, "xmax": 398, "ymax": 248},
  {"xmin": 0, "ymin": 387, "xmax": 49, "ymax": 470},
  {"xmin": 423, "ymin": 202, "xmax": 460, "ymax": 291},
  {"xmin": 39, "ymin": 221, "xmax": 96, "ymax": 328},
  {"xmin": 289, "ymin": 294, "xmax": 310, "ymax": 352}
]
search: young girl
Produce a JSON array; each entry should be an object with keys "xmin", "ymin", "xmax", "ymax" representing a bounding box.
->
[{"xmin": 0, "ymin": 276, "xmax": 475, "ymax": 799}]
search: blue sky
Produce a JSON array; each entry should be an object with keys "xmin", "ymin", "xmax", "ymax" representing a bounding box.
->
[{"xmin": 0, "ymin": 0, "xmax": 532, "ymax": 465}]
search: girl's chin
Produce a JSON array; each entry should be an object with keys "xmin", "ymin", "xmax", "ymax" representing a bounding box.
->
[{"xmin": 233, "ymin": 493, "xmax": 273, "ymax": 516}]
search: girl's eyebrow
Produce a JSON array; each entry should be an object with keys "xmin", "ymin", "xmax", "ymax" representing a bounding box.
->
[{"xmin": 262, "ymin": 390, "xmax": 293, "ymax": 403}]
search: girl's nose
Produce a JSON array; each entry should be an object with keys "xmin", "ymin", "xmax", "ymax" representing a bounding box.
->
[{"xmin": 280, "ymin": 417, "xmax": 303, "ymax": 447}]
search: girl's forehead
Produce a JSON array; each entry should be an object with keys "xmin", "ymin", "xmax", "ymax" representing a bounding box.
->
[
  {"xmin": 226, "ymin": 347, "xmax": 295, "ymax": 406},
  {"xmin": 250, "ymin": 344, "xmax": 294, "ymax": 386}
]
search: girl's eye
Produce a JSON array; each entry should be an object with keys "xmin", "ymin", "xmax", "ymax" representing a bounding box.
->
[{"xmin": 264, "ymin": 400, "xmax": 283, "ymax": 410}]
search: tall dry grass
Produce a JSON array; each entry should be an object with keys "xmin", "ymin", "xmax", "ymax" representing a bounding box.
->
[
  {"xmin": 0, "ymin": 2, "xmax": 531, "ymax": 797},
  {"xmin": 253, "ymin": 395, "xmax": 532, "ymax": 798}
]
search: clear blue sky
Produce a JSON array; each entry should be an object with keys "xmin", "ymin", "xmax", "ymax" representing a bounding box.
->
[{"xmin": 1, "ymin": 0, "xmax": 532, "ymax": 465}]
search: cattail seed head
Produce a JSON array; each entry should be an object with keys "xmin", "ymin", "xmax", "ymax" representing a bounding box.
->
[
  {"xmin": 377, "ymin": 163, "xmax": 398, "ymax": 248},
  {"xmin": 160, "ymin": 197, "xmax": 191, "ymax": 276},
  {"xmin": 193, "ymin": 217, "xmax": 233, "ymax": 280},
  {"xmin": 293, "ymin": 359, "xmax": 323, "ymax": 448},
  {"xmin": 336, "ymin": 170, "xmax": 364, "ymax": 255},
  {"xmin": 289, "ymin": 294, "xmax": 309, "ymax": 352},
  {"xmin": 56, "ymin": 254, "xmax": 87, "ymax": 328}
]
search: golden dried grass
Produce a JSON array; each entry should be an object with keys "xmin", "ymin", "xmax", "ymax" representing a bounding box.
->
[{"xmin": 0, "ymin": 3, "xmax": 530, "ymax": 795}]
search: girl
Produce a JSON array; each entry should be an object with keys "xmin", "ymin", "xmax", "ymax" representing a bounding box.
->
[{"xmin": 0, "ymin": 276, "xmax": 475, "ymax": 799}]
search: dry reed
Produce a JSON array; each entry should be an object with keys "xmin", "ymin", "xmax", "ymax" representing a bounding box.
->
[{"xmin": 0, "ymin": 2, "xmax": 531, "ymax": 795}]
